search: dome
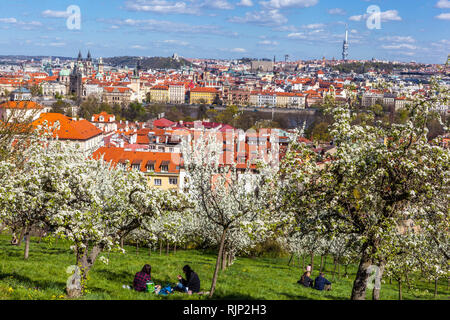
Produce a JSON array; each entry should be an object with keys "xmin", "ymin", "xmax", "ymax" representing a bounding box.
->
[{"xmin": 59, "ymin": 69, "xmax": 71, "ymax": 76}]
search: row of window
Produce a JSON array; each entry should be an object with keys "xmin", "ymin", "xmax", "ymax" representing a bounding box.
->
[{"xmin": 153, "ymin": 178, "xmax": 178, "ymax": 186}]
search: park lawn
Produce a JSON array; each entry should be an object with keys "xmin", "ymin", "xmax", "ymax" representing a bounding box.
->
[{"xmin": 0, "ymin": 234, "xmax": 448, "ymax": 300}]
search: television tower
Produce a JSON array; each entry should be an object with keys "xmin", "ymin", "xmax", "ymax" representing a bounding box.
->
[{"xmin": 342, "ymin": 26, "xmax": 349, "ymax": 61}]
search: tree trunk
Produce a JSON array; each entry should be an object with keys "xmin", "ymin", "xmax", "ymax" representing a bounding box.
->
[
  {"xmin": 228, "ymin": 252, "xmax": 233, "ymax": 267},
  {"xmin": 398, "ymin": 280, "xmax": 402, "ymax": 300},
  {"xmin": 37, "ymin": 229, "xmax": 43, "ymax": 244},
  {"xmin": 120, "ymin": 238, "xmax": 124, "ymax": 248},
  {"xmin": 434, "ymin": 278, "xmax": 438, "ymax": 298},
  {"xmin": 337, "ymin": 263, "xmax": 340, "ymax": 279},
  {"xmin": 333, "ymin": 258, "xmax": 337, "ymax": 281},
  {"xmin": 350, "ymin": 250, "xmax": 373, "ymax": 300},
  {"xmin": 17, "ymin": 226, "xmax": 26, "ymax": 246},
  {"xmin": 310, "ymin": 252, "xmax": 314, "ymax": 275},
  {"xmin": 287, "ymin": 253, "xmax": 294, "ymax": 266},
  {"xmin": 68, "ymin": 245, "xmax": 103, "ymax": 298},
  {"xmin": 344, "ymin": 264, "xmax": 348, "ymax": 278},
  {"xmin": 166, "ymin": 241, "xmax": 169, "ymax": 255},
  {"xmin": 372, "ymin": 261, "xmax": 385, "ymax": 300},
  {"xmin": 149, "ymin": 245, "xmax": 151, "ymax": 256},
  {"xmin": 24, "ymin": 231, "xmax": 31, "ymax": 260},
  {"xmin": 174, "ymin": 243, "xmax": 176, "ymax": 254},
  {"xmin": 222, "ymin": 250, "xmax": 228, "ymax": 271},
  {"xmin": 302, "ymin": 255, "xmax": 305, "ymax": 272},
  {"xmin": 136, "ymin": 242, "xmax": 139, "ymax": 256},
  {"xmin": 209, "ymin": 228, "xmax": 227, "ymax": 298},
  {"xmin": 323, "ymin": 255, "xmax": 327, "ymax": 273},
  {"xmin": 159, "ymin": 239, "xmax": 162, "ymax": 255},
  {"xmin": 319, "ymin": 255, "xmax": 324, "ymax": 272}
]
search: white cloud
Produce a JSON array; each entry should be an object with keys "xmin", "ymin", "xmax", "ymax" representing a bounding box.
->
[
  {"xmin": 202, "ymin": 0, "xmax": 234, "ymax": 10},
  {"xmin": 287, "ymin": 32, "xmax": 306, "ymax": 39},
  {"xmin": 0, "ymin": 18, "xmax": 18, "ymax": 23},
  {"xmin": 102, "ymin": 18, "xmax": 227, "ymax": 35},
  {"xmin": 237, "ymin": 0, "xmax": 254, "ymax": 7},
  {"xmin": 230, "ymin": 48, "xmax": 247, "ymax": 53},
  {"xmin": 379, "ymin": 36, "xmax": 416, "ymax": 43},
  {"xmin": 49, "ymin": 42, "xmax": 66, "ymax": 47},
  {"xmin": 163, "ymin": 39, "xmax": 189, "ymax": 46},
  {"xmin": 302, "ymin": 23, "xmax": 325, "ymax": 29},
  {"xmin": 436, "ymin": 0, "xmax": 450, "ymax": 9},
  {"xmin": 350, "ymin": 10, "xmax": 402, "ymax": 22},
  {"xmin": 258, "ymin": 40, "xmax": 279, "ymax": 45},
  {"xmin": 382, "ymin": 44, "xmax": 417, "ymax": 50},
  {"xmin": 327, "ymin": 8, "xmax": 346, "ymax": 15},
  {"xmin": 41, "ymin": 10, "xmax": 71, "ymax": 18},
  {"xmin": 131, "ymin": 45, "xmax": 147, "ymax": 49},
  {"xmin": 436, "ymin": 13, "xmax": 450, "ymax": 20},
  {"xmin": 124, "ymin": 0, "xmax": 200, "ymax": 15},
  {"xmin": 260, "ymin": 0, "xmax": 318, "ymax": 9},
  {"xmin": 0, "ymin": 17, "xmax": 42, "ymax": 29},
  {"xmin": 229, "ymin": 9, "xmax": 288, "ymax": 26}
]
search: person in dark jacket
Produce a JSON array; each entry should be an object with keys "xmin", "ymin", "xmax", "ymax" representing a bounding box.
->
[
  {"xmin": 175, "ymin": 265, "xmax": 200, "ymax": 294},
  {"xmin": 133, "ymin": 264, "xmax": 152, "ymax": 292},
  {"xmin": 314, "ymin": 272, "xmax": 331, "ymax": 291},
  {"xmin": 297, "ymin": 271, "xmax": 313, "ymax": 288}
]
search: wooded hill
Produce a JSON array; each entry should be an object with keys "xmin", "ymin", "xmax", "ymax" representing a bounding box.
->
[{"xmin": 103, "ymin": 56, "xmax": 192, "ymax": 70}]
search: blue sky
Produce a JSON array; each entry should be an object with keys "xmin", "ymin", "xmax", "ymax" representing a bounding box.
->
[{"xmin": 0, "ymin": 0, "xmax": 449, "ymax": 63}]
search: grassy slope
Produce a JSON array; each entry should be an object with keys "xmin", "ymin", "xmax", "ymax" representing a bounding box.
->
[{"xmin": 0, "ymin": 234, "xmax": 448, "ymax": 300}]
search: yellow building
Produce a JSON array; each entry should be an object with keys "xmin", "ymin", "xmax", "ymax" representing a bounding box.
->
[
  {"xmin": 189, "ymin": 87, "xmax": 219, "ymax": 104},
  {"xmin": 275, "ymin": 92, "xmax": 292, "ymax": 108},
  {"xmin": 150, "ymin": 85, "xmax": 169, "ymax": 103},
  {"xmin": 92, "ymin": 147, "xmax": 183, "ymax": 191}
]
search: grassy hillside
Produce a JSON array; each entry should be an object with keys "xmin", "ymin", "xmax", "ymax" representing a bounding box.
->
[{"xmin": 0, "ymin": 234, "xmax": 448, "ymax": 300}]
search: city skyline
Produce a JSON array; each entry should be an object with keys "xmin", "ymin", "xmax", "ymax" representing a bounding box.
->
[{"xmin": 0, "ymin": 0, "xmax": 449, "ymax": 64}]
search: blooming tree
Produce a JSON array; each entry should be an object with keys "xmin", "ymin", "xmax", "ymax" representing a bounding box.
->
[
  {"xmin": 181, "ymin": 131, "xmax": 282, "ymax": 297},
  {"xmin": 1, "ymin": 124, "xmax": 188, "ymax": 297},
  {"xmin": 279, "ymin": 80, "xmax": 449, "ymax": 300}
]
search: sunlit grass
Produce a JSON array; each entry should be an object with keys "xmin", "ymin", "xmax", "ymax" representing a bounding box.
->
[{"xmin": 0, "ymin": 234, "xmax": 448, "ymax": 300}]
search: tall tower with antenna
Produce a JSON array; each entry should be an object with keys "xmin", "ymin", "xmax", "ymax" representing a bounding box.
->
[{"xmin": 342, "ymin": 26, "xmax": 349, "ymax": 61}]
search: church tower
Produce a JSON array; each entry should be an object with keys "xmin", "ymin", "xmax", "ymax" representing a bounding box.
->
[{"xmin": 98, "ymin": 57, "xmax": 104, "ymax": 75}]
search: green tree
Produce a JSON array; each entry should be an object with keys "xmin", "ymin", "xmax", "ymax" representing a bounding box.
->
[
  {"xmin": 310, "ymin": 122, "xmax": 331, "ymax": 143},
  {"xmin": 30, "ymin": 85, "xmax": 42, "ymax": 97},
  {"xmin": 215, "ymin": 105, "xmax": 241, "ymax": 126},
  {"xmin": 51, "ymin": 100, "xmax": 73, "ymax": 115}
]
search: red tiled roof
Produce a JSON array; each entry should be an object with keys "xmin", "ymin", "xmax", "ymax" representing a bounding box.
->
[
  {"xmin": 92, "ymin": 147, "xmax": 181, "ymax": 173},
  {"xmin": 0, "ymin": 101, "xmax": 43, "ymax": 110},
  {"xmin": 153, "ymin": 118, "xmax": 175, "ymax": 128},
  {"xmin": 32, "ymin": 113, "xmax": 102, "ymax": 141}
]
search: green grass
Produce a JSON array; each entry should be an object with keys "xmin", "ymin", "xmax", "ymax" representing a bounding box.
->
[{"xmin": 0, "ymin": 234, "xmax": 448, "ymax": 300}]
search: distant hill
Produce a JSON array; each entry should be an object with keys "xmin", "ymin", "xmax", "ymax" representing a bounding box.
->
[
  {"xmin": 103, "ymin": 56, "xmax": 192, "ymax": 70},
  {"xmin": 332, "ymin": 61, "xmax": 425, "ymax": 74}
]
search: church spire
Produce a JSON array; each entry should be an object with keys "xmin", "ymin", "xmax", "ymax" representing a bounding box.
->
[
  {"xmin": 87, "ymin": 50, "xmax": 92, "ymax": 61},
  {"xmin": 77, "ymin": 50, "xmax": 82, "ymax": 61}
]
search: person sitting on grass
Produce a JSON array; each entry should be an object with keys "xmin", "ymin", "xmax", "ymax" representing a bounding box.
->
[
  {"xmin": 314, "ymin": 272, "xmax": 332, "ymax": 291},
  {"xmin": 133, "ymin": 264, "xmax": 152, "ymax": 292},
  {"xmin": 174, "ymin": 265, "xmax": 200, "ymax": 294},
  {"xmin": 297, "ymin": 271, "xmax": 313, "ymax": 288}
]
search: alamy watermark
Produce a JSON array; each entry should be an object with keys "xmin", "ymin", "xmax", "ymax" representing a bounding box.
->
[
  {"xmin": 66, "ymin": 5, "xmax": 81, "ymax": 30},
  {"xmin": 366, "ymin": 265, "xmax": 382, "ymax": 290},
  {"xmin": 366, "ymin": 5, "xmax": 381, "ymax": 30}
]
